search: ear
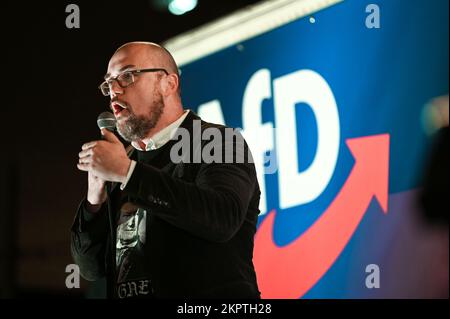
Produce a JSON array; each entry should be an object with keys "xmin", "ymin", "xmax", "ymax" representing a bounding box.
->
[{"xmin": 160, "ymin": 74, "xmax": 179, "ymax": 96}]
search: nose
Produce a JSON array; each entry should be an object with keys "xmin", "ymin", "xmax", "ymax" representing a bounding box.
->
[{"xmin": 109, "ymin": 80, "xmax": 124, "ymax": 98}]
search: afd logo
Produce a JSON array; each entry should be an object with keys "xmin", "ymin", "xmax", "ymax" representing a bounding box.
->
[{"xmin": 197, "ymin": 69, "xmax": 390, "ymax": 298}]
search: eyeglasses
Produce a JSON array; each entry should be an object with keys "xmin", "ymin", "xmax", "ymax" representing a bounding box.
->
[{"xmin": 99, "ymin": 68, "xmax": 169, "ymax": 96}]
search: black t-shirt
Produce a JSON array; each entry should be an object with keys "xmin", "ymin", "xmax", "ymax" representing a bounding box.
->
[{"xmin": 115, "ymin": 145, "xmax": 172, "ymax": 299}]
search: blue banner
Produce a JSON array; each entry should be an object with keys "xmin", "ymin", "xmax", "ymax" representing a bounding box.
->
[{"xmin": 178, "ymin": 0, "xmax": 448, "ymax": 298}]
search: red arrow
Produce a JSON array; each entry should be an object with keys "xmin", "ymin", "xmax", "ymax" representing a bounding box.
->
[{"xmin": 254, "ymin": 134, "xmax": 390, "ymax": 298}]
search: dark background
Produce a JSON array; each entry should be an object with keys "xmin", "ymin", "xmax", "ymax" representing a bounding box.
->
[{"xmin": 2, "ymin": 0, "xmax": 262, "ymax": 297}]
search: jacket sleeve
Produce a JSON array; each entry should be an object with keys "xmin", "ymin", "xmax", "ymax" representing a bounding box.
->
[
  {"xmin": 122, "ymin": 139, "xmax": 258, "ymax": 243},
  {"xmin": 70, "ymin": 199, "xmax": 109, "ymax": 281}
]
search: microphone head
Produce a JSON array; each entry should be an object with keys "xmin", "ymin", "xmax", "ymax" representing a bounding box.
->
[{"xmin": 97, "ymin": 112, "xmax": 116, "ymax": 132}]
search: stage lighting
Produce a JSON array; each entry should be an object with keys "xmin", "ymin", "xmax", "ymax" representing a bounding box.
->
[{"xmin": 168, "ymin": 0, "xmax": 198, "ymax": 15}]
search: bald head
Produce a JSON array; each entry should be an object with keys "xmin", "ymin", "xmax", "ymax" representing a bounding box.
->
[{"xmin": 111, "ymin": 42, "xmax": 179, "ymax": 76}]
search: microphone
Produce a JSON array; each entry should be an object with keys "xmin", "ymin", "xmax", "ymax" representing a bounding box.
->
[
  {"xmin": 96, "ymin": 112, "xmax": 117, "ymax": 232},
  {"xmin": 97, "ymin": 111, "xmax": 116, "ymax": 132}
]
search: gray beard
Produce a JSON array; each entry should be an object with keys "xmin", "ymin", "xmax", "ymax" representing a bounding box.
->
[{"xmin": 116, "ymin": 99, "xmax": 164, "ymax": 142}]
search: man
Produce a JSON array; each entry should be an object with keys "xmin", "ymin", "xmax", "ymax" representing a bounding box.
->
[{"xmin": 71, "ymin": 42, "xmax": 261, "ymax": 299}]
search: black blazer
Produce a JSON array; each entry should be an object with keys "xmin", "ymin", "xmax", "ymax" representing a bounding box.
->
[{"xmin": 71, "ymin": 111, "xmax": 261, "ymax": 298}]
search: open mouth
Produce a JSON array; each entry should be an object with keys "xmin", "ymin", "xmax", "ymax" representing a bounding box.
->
[{"xmin": 111, "ymin": 101, "xmax": 128, "ymax": 116}]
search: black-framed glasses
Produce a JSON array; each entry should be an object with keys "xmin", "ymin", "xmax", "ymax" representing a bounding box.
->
[{"xmin": 99, "ymin": 68, "xmax": 169, "ymax": 96}]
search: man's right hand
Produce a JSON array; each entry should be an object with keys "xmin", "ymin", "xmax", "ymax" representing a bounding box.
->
[{"xmin": 86, "ymin": 171, "xmax": 107, "ymax": 213}]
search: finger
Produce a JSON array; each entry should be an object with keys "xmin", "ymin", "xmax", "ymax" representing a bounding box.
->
[
  {"xmin": 101, "ymin": 129, "xmax": 121, "ymax": 144},
  {"xmin": 77, "ymin": 163, "xmax": 90, "ymax": 172},
  {"xmin": 78, "ymin": 156, "xmax": 92, "ymax": 164},
  {"xmin": 82, "ymin": 141, "xmax": 98, "ymax": 151},
  {"xmin": 78, "ymin": 148, "xmax": 93, "ymax": 159}
]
